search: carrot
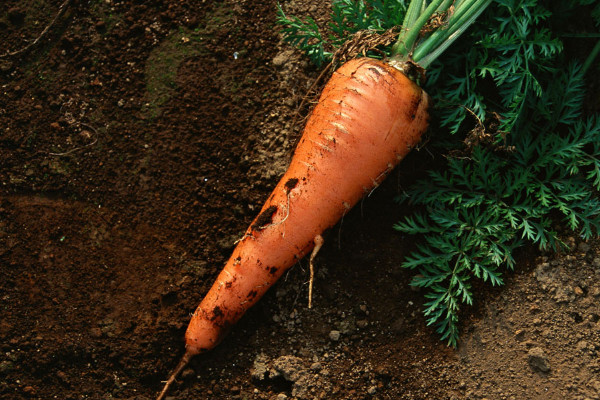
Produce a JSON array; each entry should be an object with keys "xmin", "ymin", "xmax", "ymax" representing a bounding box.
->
[
  {"xmin": 186, "ymin": 57, "xmax": 428, "ymax": 350},
  {"xmin": 157, "ymin": 1, "xmax": 492, "ymax": 398},
  {"xmin": 157, "ymin": 57, "xmax": 428, "ymax": 400}
]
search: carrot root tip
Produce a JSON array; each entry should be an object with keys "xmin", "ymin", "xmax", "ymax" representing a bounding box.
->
[{"xmin": 156, "ymin": 350, "xmax": 195, "ymax": 400}]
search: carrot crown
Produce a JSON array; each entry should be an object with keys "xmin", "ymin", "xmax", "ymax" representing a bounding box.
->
[{"xmin": 390, "ymin": 0, "xmax": 492, "ymax": 68}]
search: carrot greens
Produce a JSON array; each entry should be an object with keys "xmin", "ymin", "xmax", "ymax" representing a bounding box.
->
[
  {"xmin": 390, "ymin": 0, "xmax": 493, "ymax": 67},
  {"xmin": 395, "ymin": 1, "xmax": 600, "ymax": 346}
]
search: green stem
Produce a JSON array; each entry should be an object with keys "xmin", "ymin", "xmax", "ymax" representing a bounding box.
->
[
  {"xmin": 390, "ymin": 0, "xmax": 492, "ymax": 69},
  {"xmin": 400, "ymin": 0, "xmax": 424, "ymax": 35},
  {"xmin": 436, "ymin": 0, "xmax": 455, "ymax": 13},
  {"xmin": 414, "ymin": 0, "xmax": 480, "ymax": 59},
  {"xmin": 391, "ymin": 0, "xmax": 447, "ymax": 59},
  {"xmin": 582, "ymin": 39, "xmax": 600, "ymax": 75},
  {"xmin": 416, "ymin": 0, "xmax": 492, "ymax": 67}
]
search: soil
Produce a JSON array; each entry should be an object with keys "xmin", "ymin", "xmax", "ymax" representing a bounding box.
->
[{"xmin": 1, "ymin": 1, "xmax": 599, "ymax": 400}]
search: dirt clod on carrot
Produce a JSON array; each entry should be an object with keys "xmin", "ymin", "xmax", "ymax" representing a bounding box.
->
[
  {"xmin": 251, "ymin": 205, "xmax": 278, "ymax": 231},
  {"xmin": 210, "ymin": 306, "xmax": 224, "ymax": 320},
  {"xmin": 284, "ymin": 177, "xmax": 299, "ymax": 193}
]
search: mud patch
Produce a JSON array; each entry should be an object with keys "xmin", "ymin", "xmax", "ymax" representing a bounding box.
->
[
  {"xmin": 252, "ymin": 205, "xmax": 278, "ymax": 231},
  {"xmin": 284, "ymin": 177, "xmax": 299, "ymax": 193}
]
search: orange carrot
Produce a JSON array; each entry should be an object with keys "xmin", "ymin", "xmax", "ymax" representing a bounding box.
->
[
  {"xmin": 157, "ymin": 57, "xmax": 429, "ymax": 400},
  {"xmin": 186, "ymin": 57, "xmax": 428, "ymax": 352}
]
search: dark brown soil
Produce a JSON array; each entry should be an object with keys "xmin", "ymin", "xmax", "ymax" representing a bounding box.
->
[{"xmin": 1, "ymin": 1, "xmax": 599, "ymax": 400}]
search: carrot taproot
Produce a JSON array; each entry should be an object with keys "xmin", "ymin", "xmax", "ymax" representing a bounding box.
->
[
  {"xmin": 185, "ymin": 57, "xmax": 428, "ymax": 352},
  {"xmin": 189, "ymin": 57, "xmax": 427, "ymax": 350},
  {"xmin": 156, "ymin": 57, "xmax": 429, "ymax": 400}
]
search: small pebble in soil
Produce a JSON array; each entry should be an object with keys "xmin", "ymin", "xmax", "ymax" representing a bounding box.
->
[
  {"xmin": 0, "ymin": 360, "xmax": 14, "ymax": 373},
  {"xmin": 390, "ymin": 317, "xmax": 405, "ymax": 333},
  {"xmin": 90, "ymin": 327, "xmax": 102, "ymax": 338},
  {"xmin": 251, "ymin": 354, "xmax": 269, "ymax": 380},
  {"xmin": 310, "ymin": 361, "xmax": 322, "ymax": 371},
  {"xmin": 357, "ymin": 319, "xmax": 369, "ymax": 329},
  {"xmin": 56, "ymin": 370, "xmax": 69, "ymax": 384},
  {"xmin": 22, "ymin": 386, "xmax": 36, "ymax": 395},
  {"xmin": 576, "ymin": 340, "xmax": 590, "ymax": 353},
  {"xmin": 578, "ymin": 242, "xmax": 591, "ymax": 253},
  {"xmin": 329, "ymin": 330, "xmax": 341, "ymax": 341},
  {"xmin": 0, "ymin": 59, "xmax": 13, "ymax": 72},
  {"xmin": 272, "ymin": 50, "xmax": 295, "ymax": 67},
  {"xmin": 181, "ymin": 368, "xmax": 195, "ymax": 379},
  {"xmin": 273, "ymin": 355, "xmax": 305, "ymax": 382},
  {"xmin": 528, "ymin": 347, "xmax": 551, "ymax": 373}
]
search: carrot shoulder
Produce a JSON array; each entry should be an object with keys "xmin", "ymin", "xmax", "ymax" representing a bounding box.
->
[{"xmin": 185, "ymin": 57, "xmax": 429, "ymax": 355}]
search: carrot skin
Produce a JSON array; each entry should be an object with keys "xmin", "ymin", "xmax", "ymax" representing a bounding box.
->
[{"xmin": 185, "ymin": 57, "xmax": 429, "ymax": 354}]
